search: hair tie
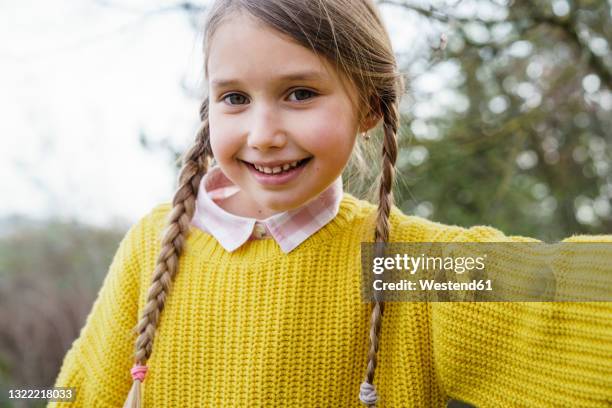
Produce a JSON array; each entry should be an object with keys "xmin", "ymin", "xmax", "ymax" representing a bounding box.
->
[
  {"xmin": 359, "ymin": 381, "xmax": 378, "ymax": 405},
  {"xmin": 130, "ymin": 364, "xmax": 148, "ymax": 382}
]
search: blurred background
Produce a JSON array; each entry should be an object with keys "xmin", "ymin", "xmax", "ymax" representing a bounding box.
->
[{"xmin": 1, "ymin": 0, "xmax": 610, "ymax": 406}]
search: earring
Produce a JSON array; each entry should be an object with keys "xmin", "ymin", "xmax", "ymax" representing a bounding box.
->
[{"xmin": 363, "ymin": 131, "xmax": 370, "ymax": 141}]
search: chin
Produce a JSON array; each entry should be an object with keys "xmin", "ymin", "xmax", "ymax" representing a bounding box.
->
[{"xmin": 259, "ymin": 193, "xmax": 307, "ymax": 213}]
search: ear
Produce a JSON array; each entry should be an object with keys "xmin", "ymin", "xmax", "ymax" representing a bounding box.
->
[
  {"xmin": 359, "ymin": 111, "xmax": 382, "ymax": 133},
  {"xmin": 358, "ymin": 95, "xmax": 382, "ymax": 133}
]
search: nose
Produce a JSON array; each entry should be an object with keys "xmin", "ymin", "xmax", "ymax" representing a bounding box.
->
[{"xmin": 247, "ymin": 103, "xmax": 287, "ymax": 151}]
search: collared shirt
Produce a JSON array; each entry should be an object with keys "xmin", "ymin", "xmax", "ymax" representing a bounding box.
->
[{"xmin": 190, "ymin": 165, "xmax": 343, "ymax": 253}]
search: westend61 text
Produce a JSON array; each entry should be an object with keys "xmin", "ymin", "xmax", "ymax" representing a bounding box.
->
[{"xmin": 373, "ymin": 279, "xmax": 493, "ymax": 291}]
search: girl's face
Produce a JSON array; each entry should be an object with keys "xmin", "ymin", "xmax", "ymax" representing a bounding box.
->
[{"xmin": 207, "ymin": 12, "xmax": 362, "ymax": 218}]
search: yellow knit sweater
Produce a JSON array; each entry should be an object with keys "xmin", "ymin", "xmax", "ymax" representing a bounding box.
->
[{"xmin": 50, "ymin": 193, "xmax": 611, "ymax": 407}]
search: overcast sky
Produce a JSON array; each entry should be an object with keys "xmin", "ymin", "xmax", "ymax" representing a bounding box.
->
[{"xmin": 0, "ymin": 0, "xmax": 430, "ymax": 228}]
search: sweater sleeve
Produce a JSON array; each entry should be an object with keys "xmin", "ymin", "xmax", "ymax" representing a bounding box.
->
[
  {"xmin": 47, "ymin": 211, "xmax": 151, "ymax": 407},
  {"xmin": 423, "ymin": 224, "xmax": 612, "ymax": 407}
]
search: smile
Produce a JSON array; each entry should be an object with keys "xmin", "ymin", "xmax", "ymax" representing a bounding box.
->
[
  {"xmin": 244, "ymin": 158, "xmax": 311, "ymax": 174},
  {"xmin": 241, "ymin": 157, "xmax": 312, "ymax": 186}
]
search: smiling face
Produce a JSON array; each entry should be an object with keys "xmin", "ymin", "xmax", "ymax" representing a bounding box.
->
[{"xmin": 206, "ymin": 12, "xmax": 365, "ymax": 219}]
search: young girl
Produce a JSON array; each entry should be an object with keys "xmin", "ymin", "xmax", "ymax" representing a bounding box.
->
[{"xmin": 50, "ymin": 1, "xmax": 611, "ymax": 407}]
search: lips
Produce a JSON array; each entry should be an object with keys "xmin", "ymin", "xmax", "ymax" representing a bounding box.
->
[
  {"xmin": 241, "ymin": 157, "xmax": 312, "ymax": 175},
  {"xmin": 242, "ymin": 157, "xmax": 311, "ymax": 186}
]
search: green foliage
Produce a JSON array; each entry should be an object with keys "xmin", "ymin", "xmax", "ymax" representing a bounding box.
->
[{"xmin": 378, "ymin": 0, "xmax": 612, "ymax": 241}]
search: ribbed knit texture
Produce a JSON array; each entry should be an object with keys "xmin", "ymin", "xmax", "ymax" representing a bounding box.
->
[{"xmin": 49, "ymin": 193, "xmax": 612, "ymax": 407}]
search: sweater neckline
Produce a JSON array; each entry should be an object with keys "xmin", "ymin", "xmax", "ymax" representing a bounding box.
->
[{"xmin": 182, "ymin": 193, "xmax": 366, "ymax": 264}]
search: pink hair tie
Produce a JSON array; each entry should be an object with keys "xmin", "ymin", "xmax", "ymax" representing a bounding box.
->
[{"xmin": 130, "ymin": 364, "xmax": 148, "ymax": 382}]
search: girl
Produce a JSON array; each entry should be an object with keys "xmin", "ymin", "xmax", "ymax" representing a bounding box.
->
[{"xmin": 50, "ymin": 1, "xmax": 611, "ymax": 407}]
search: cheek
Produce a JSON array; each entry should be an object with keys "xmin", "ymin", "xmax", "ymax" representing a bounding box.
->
[
  {"xmin": 298, "ymin": 110, "xmax": 356, "ymax": 159},
  {"xmin": 208, "ymin": 113, "xmax": 240, "ymax": 161}
]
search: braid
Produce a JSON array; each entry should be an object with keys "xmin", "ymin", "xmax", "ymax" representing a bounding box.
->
[
  {"xmin": 123, "ymin": 98, "xmax": 212, "ymax": 408},
  {"xmin": 359, "ymin": 92, "xmax": 399, "ymax": 407}
]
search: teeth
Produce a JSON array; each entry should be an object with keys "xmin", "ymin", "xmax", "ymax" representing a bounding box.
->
[{"xmin": 253, "ymin": 160, "xmax": 302, "ymax": 174}]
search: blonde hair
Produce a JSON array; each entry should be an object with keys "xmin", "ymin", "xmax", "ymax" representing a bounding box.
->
[{"xmin": 123, "ymin": 1, "xmax": 405, "ymax": 407}]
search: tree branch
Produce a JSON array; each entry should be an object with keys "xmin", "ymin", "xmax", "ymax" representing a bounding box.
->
[
  {"xmin": 377, "ymin": 0, "xmax": 505, "ymax": 27},
  {"xmin": 529, "ymin": 12, "xmax": 612, "ymax": 88}
]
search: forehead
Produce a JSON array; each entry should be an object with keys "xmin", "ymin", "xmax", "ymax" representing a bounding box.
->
[{"xmin": 207, "ymin": 12, "xmax": 342, "ymax": 89}]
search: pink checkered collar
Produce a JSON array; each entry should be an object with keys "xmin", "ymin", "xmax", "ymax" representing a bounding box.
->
[{"xmin": 191, "ymin": 165, "xmax": 343, "ymax": 253}]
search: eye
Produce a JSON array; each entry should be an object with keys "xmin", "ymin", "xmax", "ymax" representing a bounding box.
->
[
  {"xmin": 222, "ymin": 93, "xmax": 249, "ymax": 105},
  {"xmin": 288, "ymin": 88, "xmax": 317, "ymax": 102},
  {"xmin": 221, "ymin": 89, "xmax": 317, "ymax": 106}
]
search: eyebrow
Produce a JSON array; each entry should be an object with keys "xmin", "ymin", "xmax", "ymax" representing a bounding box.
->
[{"xmin": 210, "ymin": 71, "xmax": 326, "ymax": 88}]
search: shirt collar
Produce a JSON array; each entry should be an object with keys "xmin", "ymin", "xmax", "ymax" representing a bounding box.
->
[{"xmin": 191, "ymin": 165, "xmax": 343, "ymax": 253}]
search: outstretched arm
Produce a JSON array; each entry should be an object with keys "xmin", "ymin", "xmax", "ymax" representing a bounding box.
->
[{"xmin": 427, "ymin": 224, "xmax": 612, "ymax": 407}]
